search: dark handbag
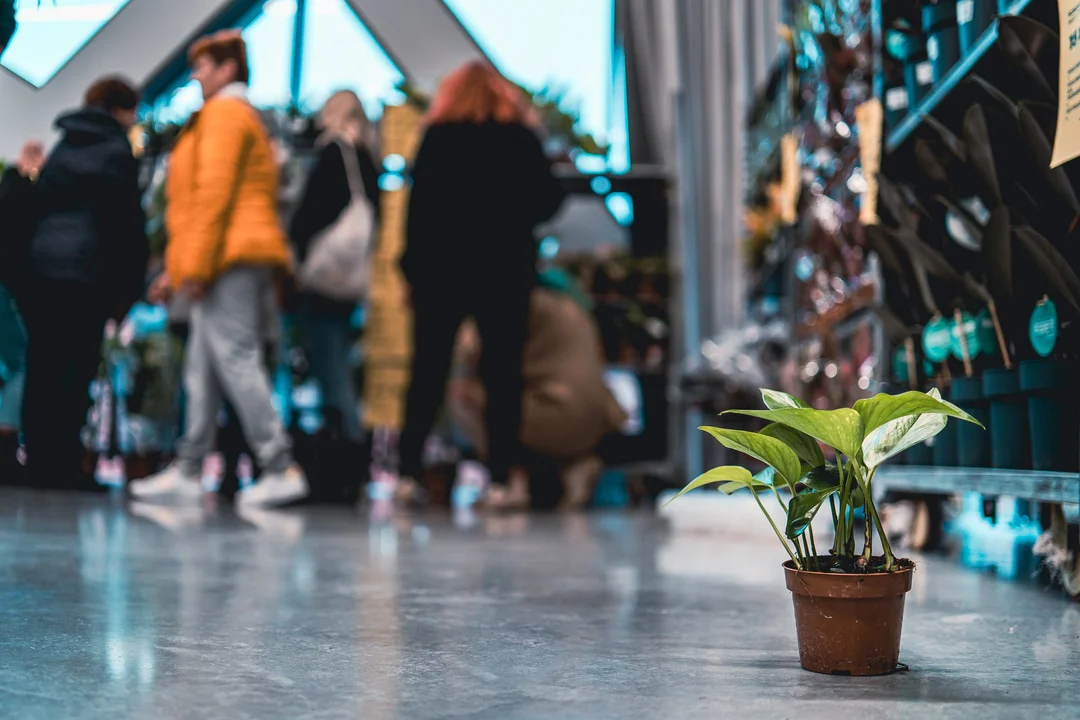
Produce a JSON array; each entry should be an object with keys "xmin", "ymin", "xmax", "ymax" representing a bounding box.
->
[{"xmin": 0, "ymin": 167, "xmax": 37, "ymax": 302}]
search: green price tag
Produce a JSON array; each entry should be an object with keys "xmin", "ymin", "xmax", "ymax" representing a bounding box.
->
[
  {"xmin": 1030, "ymin": 299, "xmax": 1059, "ymax": 358},
  {"xmin": 922, "ymin": 316, "xmax": 952, "ymax": 363},
  {"xmin": 950, "ymin": 311, "xmax": 980, "ymax": 360},
  {"xmin": 976, "ymin": 308, "xmax": 997, "ymax": 357}
]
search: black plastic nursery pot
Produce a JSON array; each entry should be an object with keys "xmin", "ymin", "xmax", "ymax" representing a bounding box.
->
[
  {"xmin": 932, "ymin": 417, "xmax": 959, "ymax": 466},
  {"xmin": 923, "ymin": 1, "xmax": 960, "ymax": 82},
  {"xmin": 958, "ymin": 0, "xmax": 998, "ymax": 56},
  {"xmin": 785, "ymin": 562, "xmax": 914, "ymax": 676},
  {"xmin": 983, "ymin": 368, "xmax": 1031, "ymax": 469},
  {"xmin": 1020, "ymin": 359, "xmax": 1080, "ymax": 472},
  {"xmin": 950, "ymin": 375, "xmax": 991, "ymax": 467}
]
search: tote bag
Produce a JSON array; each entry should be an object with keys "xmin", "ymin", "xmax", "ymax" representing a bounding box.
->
[{"xmin": 297, "ymin": 141, "xmax": 375, "ymax": 300}]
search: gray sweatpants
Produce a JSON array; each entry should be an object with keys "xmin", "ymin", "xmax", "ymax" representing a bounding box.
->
[{"xmin": 176, "ymin": 266, "xmax": 292, "ymax": 477}]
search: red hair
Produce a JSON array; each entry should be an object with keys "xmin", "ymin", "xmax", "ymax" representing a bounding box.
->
[
  {"xmin": 426, "ymin": 61, "xmax": 531, "ymax": 125},
  {"xmin": 189, "ymin": 30, "xmax": 250, "ymax": 85}
]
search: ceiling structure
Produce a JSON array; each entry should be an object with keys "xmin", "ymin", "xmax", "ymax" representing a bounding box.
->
[{"xmin": 0, "ymin": 0, "xmax": 484, "ymax": 156}]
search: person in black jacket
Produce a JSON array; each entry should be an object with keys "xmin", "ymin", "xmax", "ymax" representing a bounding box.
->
[
  {"xmin": 20, "ymin": 76, "xmax": 149, "ymax": 491},
  {"xmin": 398, "ymin": 61, "xmax": 565, "ymax": 510},
  {"xmin": 289, "ymin": 90, "xmax": 380, "ymax": 442}
]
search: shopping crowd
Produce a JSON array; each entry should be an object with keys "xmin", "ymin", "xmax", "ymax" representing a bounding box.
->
[{"xmin": 0, "ymin": 31, "xmax": 625, "ymax": 511}]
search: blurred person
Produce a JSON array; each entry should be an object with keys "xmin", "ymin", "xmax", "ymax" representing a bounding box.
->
[
  {"xmin": 19, "ymin": 76, "xmax": 149, "ymax": 490},
  {"xmin": 448, "ymin": 274, "xmax": 626, "ymax": 510},
  {"xmin": 289, "ymin": 90, "xmax": 380, "ymax": 442},
  {"xmin": 130, "ymin": 31, "xmax": 307, "ymax": 508},
  {"xmin": 0, "ymin": 141, "xmax": 43, "ymax": 485},
  {"xmin": 398, "ymin": 61, "xmax": 565, "ymax": 510}
]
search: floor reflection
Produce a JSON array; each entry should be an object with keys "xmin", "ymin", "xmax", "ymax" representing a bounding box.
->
[{"xmin": 0, "ymin": 489, "xmax": 1077, "ymax": 718}]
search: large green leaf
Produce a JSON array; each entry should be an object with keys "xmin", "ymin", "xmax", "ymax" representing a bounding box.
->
[
  {"xmin": 666, "ymin": 466, "xmax": 754, "ymax": 505},
  {"xmin": 699, "ymin": 427, "xmax": 802, "ymax": 490},
  {"xmin": 718, "ymin": 476, "xmax": 776, "ymax": 495},
  {"xmin": 761, "ymin": 389, "xmax": 810, "ymax": 410},
  {"xmin": 723, "ymin": 408, "xmax": 864, "ymax": 459},
  {"xmin": 760, "ymin": 423, "xmax": 826, "ymax": 469},
  {"xmin": 786, "ymin": 488, "xmax": 838, "ymax": 539},
  {"xmin": 862, "ymin": 389, "xmax": 950, "ymax": 470},
  {"xmin": 854, "ymin": 390, "xmax": 983, "ymax": 437}
]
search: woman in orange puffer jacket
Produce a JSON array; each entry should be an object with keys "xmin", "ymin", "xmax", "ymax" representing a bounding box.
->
[{"xmin": 131, "ymin": 31, "xmax": 307, "ymax": 509}]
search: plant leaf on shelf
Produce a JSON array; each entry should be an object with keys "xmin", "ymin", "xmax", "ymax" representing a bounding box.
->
[
  {"xmin": 760, "ymin": 388, "xmax": 810, "ymax": 410},
  {"xmin": 665, "ymin": 466, "xmax": 755, "ymax": 505},
  {"xmin": 723, "ymin": 407, "xmax": 864, "ymax": 459},
  {"xmin": 760, "ymin": 422, "xmax": 826, "ymax": 469},
  {"xmin": 699, "ymin": 427, "xmax": 802, "ymax": 490},
  {"xmin": 854, "ymin": 390, "xmax": 982, "ymax": 438}
]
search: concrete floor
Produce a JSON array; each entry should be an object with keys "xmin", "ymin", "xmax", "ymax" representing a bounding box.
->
[{"xmin": 0, "ymin": 489, "xmax": 1077, "ymax": 720}]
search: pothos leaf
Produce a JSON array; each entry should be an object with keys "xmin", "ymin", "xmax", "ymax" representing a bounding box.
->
[
  {"xmin": 665, "ymin": 466, "xmax": 754, "ymax": 505},
  {"xmin": 723, "ymin": 407, "xmax": 864, "ymax": 459},
  {"xmin": 786, "ymin": 488, "xmax": 837, "ymax": 539},
  {"xmin": 761, "ymin": 389, "xmax": 810, "ymax": 410},
  {"xmin": 699, "ymin": 426, "xmax": 802, "ymax": 490},
  {"xmin": 862, "ymin": 389, "xmax": 950, "ymax": 470},
  {"xmin": 760, "ymin": 422, "xmax": 826, "ymax": 469}
]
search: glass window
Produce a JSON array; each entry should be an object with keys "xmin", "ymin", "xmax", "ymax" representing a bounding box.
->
[
  {"xmin": 443, "ymin": 0, "xmax": 629, "ymax": 172},
  {"xmin": 146, "ymin": 0, "xmax": 295, "ymax": 125},
  {"xmin": 298, "ymin": 0, "xmax": 405, "ymax": 119},
  {"xmin": 2, "ymin": 0, "xmax": 132, "ymax": 88}
]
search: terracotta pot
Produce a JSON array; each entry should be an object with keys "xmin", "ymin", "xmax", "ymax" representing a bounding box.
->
[{"xmin": 784, "ymin": 561, "xmax": 914, "ymax": 676}]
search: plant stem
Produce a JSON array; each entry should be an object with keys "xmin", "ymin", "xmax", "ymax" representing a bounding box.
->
[
  {"xmin": 829, "ymin": 494, "xmax": 838, "ymax": 531},
  {"xmin": 861, "ymin": 474, "xmax": 874, "ymax": 563},
  {"xmin": 751, "ymin": 487, "xmax": 801, "ymax": 569},
  {"xmin": 832, "ymin": 458, "xmax": 847, "ymax": 556},
  {"xmin": 808, "ymin": 525, "xmax": 819, "ymax": 570},
  {"xmin": 863, "ymin": 477, "xmax": 896, "ymax": 570}
]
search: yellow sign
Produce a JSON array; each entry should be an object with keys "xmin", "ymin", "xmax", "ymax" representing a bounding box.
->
[
  {"xmin": 363, "ymin": 103, "xmax": 423, "ymax": 430},
  {"xmin": 1051, "ymin": 0, "xmax": 1080, "ymax": 167}
]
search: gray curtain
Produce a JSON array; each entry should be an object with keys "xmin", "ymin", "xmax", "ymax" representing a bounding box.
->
[
  {"xmin": 618, "ymin": 0, "xmax": 780, "ymax": 345},
  {"xmin": 618, "ymin": 0, "xmax": 780, "ymax": 480}
]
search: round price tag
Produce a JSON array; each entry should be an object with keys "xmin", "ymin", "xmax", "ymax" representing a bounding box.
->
[
  {"xmin": 1030, "ymin": 299, "xmax": 1059, "ymax": 358},
  {"xmin": 950, "ymin": 311, "xmax": 980, "ymax": 361},
  {"xmin": 922, "ymin": 316, "xmax": 952, "ymax": 363},
  {"xmin": 976, "ymin": 308, "xmax": 997, "ymax": 357}
]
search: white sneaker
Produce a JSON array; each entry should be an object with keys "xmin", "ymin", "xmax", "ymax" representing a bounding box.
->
[
  {"xmin": 237, "ymin": 465, "xmax": 309, "ymax": 509},
  {"xmin": 128, "ymin": 464, "xmax": 203, "ymax": 504}
]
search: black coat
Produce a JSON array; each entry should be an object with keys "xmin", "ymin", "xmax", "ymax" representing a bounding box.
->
[
  {"xmin": 289, "ymin": 140, "xmax": 381, "ymax": 316},
  {"xmin": 401, "ymin": 121, "xmax": 565, "ymax": 292},
  {"xmin": 28, "ymin": 108, "xmax": 148, "ymax": 313}
]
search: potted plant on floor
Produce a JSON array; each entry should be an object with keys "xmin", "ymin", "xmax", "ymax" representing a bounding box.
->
[{"xmin": 670, "ymin": 388, "xmax": 982, "ymax": 675}]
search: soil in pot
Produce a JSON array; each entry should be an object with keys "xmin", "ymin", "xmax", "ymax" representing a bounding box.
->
[
  {"xmin": 951, "ymin": 375, "xmax": 991, "ymax": 467},
  {"xmin": 1020, "ymin": 359, "xmax": 1079, "ymax": 472},
  {"xmin": 784, "ymin": 559, "xmax": 915, "ymax": 676},
  {"xmin": 983, "ymin": 368, "xmax": 1031, "ymax": 469}
]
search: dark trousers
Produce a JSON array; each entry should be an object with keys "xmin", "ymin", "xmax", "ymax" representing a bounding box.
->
[
  {"xmin": 21, "ymin": 281, "xmax": 108, "ymax": 488},
  {"xmin": 400, "ymin": 277, "xmax": 532, "ymax": 485}
]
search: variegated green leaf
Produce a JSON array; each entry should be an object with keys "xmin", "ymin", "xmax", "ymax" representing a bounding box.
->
[
  {"xmin": 854, "ymin": 389, "xmax": 983, "ymax": 438},
  {"xmin": 665, "ymin": 466, "xmax": 754, "ymax": 505},
  {"xmin": 699, "ymin": 427, "xmax": 802, "ymax": 490},
  {"xmin": 761, "ymin": 389, "xmax": 811, "ymax": 410},
  {"xmin": 862, "ymin": 389, "xmax": 950, "ymax": 470},
  {"xmin": 723, "ymin": 407, "xmax": 864, "ymax": 459}
]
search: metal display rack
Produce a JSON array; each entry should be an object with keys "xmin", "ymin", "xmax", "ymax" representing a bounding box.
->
[
  {"xmin": 876, "ymin": 467, "xmax": 1080, "ymax": 504},
  {"xmin": 883, "ymin": 0, "xmax": 1034, "ymax": 153}
]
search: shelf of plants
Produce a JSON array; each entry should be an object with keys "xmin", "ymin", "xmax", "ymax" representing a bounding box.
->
[
  {"xmin": 870, "ymin": 0, "xmax": 1080, "ymax": 502},
  {"xmin": 885, "ymin": 0, "xmax": 1034, "ymax": 153}
]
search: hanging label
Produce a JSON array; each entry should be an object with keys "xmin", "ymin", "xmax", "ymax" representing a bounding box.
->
[
  {"xmin": 1030, "ymin": 299, "xmax": 1059, "ymax": 357},
  {"xmin": 927, "ymin": 36, "xmax": 940, "ymax": 61},
  {"xmin": 950, "ymin": 311, "xmax": 980, "ymax": 360},
  {"xmin": 923, "ymin": 316, "xmax": 952, "ymax": 362},
  {"xmin": 957, "ymin": 0, "xmax": 975, "ymax": 26},
  {"xmin": 976, "ymin": 307, "xmax": 997, "ymax": 357},
  {"xmin": 916, "ymin": 61, "xmax": 934, "ymax": 86},
  {"xmin": 1051, "ymin": 1, "xmax": 1080, "ymax": 167}
]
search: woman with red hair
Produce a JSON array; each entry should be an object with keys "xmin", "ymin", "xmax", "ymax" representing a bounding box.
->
[{"xmin": 399, "ymin": 62, "xmax": 565, "ymax": 510}]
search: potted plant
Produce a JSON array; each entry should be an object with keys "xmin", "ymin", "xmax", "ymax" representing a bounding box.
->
[{"xmin": 669, "ymin": 388, "xmax": 982, "ymax": 675}]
